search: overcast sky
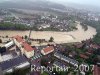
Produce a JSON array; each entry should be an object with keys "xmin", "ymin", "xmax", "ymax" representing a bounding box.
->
[
  {"xmin": 0, "ymin": 0, "xmax": 100, "ymax": 7},
  {"xmin": 49, "ymin": 0, "xmax": 100, "ymax": 7}
]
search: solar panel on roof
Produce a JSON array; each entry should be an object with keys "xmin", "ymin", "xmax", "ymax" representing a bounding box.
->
[
  {"xmin": 54, "ymin": 52, "xmax": 78, "ymax": 66},
  {"xmin": 0, "ymin": 56, "xmax": 29, "ymax": 71}
]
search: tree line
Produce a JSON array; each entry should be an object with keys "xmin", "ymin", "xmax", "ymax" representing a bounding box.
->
[{"xmin": 82, "ymin": 20, "xmax": 100, "ymax": 44}]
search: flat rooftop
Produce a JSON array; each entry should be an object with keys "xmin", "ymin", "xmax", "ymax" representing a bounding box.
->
[{"xmin": 0, "ymin": 56, "xmax": 29, "ymax": 71}]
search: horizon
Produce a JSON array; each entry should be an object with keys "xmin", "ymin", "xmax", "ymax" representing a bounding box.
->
[
  {"xmin": 0, "ymin": 0, "xmax": 100, "ymax": 7},
  {"xmin": 49, "ymin": 0, "xmax": 100, "ymax": 8},
  {"xmin": 0, "ymin": 0, "xmax": 100, "ymax": 8}
]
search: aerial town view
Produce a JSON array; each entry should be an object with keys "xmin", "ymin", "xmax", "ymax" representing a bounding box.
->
[{"xmin": 0, "ymin": 0, "xmax": 100, "ymax": 75}]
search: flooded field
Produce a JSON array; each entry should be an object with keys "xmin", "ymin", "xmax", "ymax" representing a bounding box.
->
[{"xmin": 0, "ymin": 24, "xmax": 97, "ymax": 44}]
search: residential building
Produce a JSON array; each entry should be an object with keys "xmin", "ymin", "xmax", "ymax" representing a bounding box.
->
[
  {"xmin": 0, "ymin": 56, "xmax": 30, "ymax": 74},
  {"xmin": 93, "ymin": 65, "xmax": 100, "ymax": 75},
  {"xmin": 54, "ymin": 52, "xmax": 78, "ymax": 67},
  {"xmin": 80, "ymin": 54, "xmax": 89, "ymax": 59},
  {"xmin": 0, "ymin": 54, "xmax": 13, "ymax": 62},
  {"xmin": 4, "ymin": 41, "xmax": 14, "ymax": 48},
  {"xmin": 0, "ymin": 67, "xmax": 3, "ymax": 75},
  {"xmin": 13, "ymin": 35, "xmax": 35, "ymax": 58},
  {"xmin": 41, "ymin": 46, "xmax": 54, "ymax": 55},
  {"xmin": 53, "ymin": 61, "xmax": 67, "ymax": 69},
  {"xmin": 0, "ymin": 18, "xmax": 3, "ymax": 22}
]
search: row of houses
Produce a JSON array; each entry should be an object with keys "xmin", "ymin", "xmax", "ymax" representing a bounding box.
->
[
  {"xmin": 0, "ymin": 55, "xmax": 30, "ymax": 74},
  {"xmin": 54, "ymin": 52, "xmax": 78, "ymax": 67},
  {"xmin": 53, "ymin": 61, "xmax": 67, "ymax": 69}
]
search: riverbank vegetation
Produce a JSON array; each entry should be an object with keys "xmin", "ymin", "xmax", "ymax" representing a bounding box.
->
[
  {"xmin": 0, "ymin": 22, "xmax": 30, "ymax": 30},
  {"xmin": 0, "ymin": 21, "xmax": 77, "ymax": 32},
  {"xmin": 82, "ymin": 20, "xmax": 100, "ymax": 44}
]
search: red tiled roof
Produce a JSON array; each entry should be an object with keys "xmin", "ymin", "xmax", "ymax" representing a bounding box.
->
[
  {"xmin": 13, "ymin": 35, "xmax": 24, "ymax": 43},
  {"xmin": 88, "ymin": 49, "xmax": 93, "ymax": 53},
  {"xmin": 75, "ymin": 43, "xmax": 84, "ymax": 48},
  {"xmin": 13, "ymin": 35, "xmax": 34, "ymax": 52},
  {"xmin": 93, "ymin": 65, "xmax": 100, "ymax": 75},
  {"xmin": 86, "ymin": 52, "xmax": 92, "ymax": 55},
  {"xmin": 90, "ymin": 44, "xmax": 100, "ymax": 49},
  {"xmin": 22, "ymin": 42, "xmax": 34, "ymax": 52},
  {"xmin": 43, "ymin": 46, "xmax": 54, "ymax": 53},
  {"xmin": 80, "ymin": 54, "xmax": 89, "ymax": 59}
]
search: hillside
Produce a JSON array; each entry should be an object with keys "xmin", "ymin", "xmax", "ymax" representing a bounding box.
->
[{"xmin": 0, "ymin": 0, "xmax": 66, "ymax": 11}]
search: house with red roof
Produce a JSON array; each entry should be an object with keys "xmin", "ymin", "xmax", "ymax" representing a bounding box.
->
[
  {"xmin": 13, "ymin": 35, "xmax": 34, "ymax": 58},
  {"xmin": 0, "ymin": 18, "xmax": 3, "ymax": 22},
  {"xmin": 41, "ymin": 46, "xmax": 54, "ymax": 55},
  {"xmin": 13, "ymin": 35, "xmax": 24, "ymax": 48},
  {"xmin": 90, "ymin": 44, "xmax": 100, "ymax": 49},
  {"xmin": 80, "ymin": 54, "xmax": 89, "ymax": 59},
  {"xmin": 93, "ymin": 65, "xmax": 100, "ymax": 75},
  {"xmin": 22, "ymin": 42, "xmax": 35, "ymax": 58}
]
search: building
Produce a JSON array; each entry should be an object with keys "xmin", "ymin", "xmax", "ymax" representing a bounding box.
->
[
  {"xmin": 54, "ymin": 52, "xmax": 78, "ymax": 67},
  {"xmin": 0, "ymin": 56, "xmax": 30, "ymax": 74},
  {"xmin": 74, "ymin": 42, "xmax": 84, "ymax": 48},
  {"xmin": 0, "ymin": 18, "xmax": 3, "ymax": 22},
  {"xmin": 4, "ymin": 41, "xmax": 14, "ymax": 48},
  {"xmin": 13, "ymin": 35, "xmax": 35, "ymax": 58},
  {"xmin": 41, "ymin": 46, "xmax": 54, "ymax": 55},
  {"xmin": 69, "ymin": 51, "xmax": 77, "ymax": 58},
  {"xmin": 90, "ymin": 44, "xmax": 100, "ymax": 49},
  {"xmin": 93, "ymin": 65, "xmax": 100, "ymax": 75},
  {"xmin": 80, "ymin": 54, "xmax": 89, "ymax": 59},
  {"xmin": 0, "ymin": 51, "xmax": 19, "ymax": 63},
  {"xmin": 53, "ymin": 61, "xmax": 67, "ymax": 69},
  {"xmin": 22, "ymin": 42, "xmax": 34, "ymax": 58},
  {"xmin": 0, "ymin": 67, "xmax": 3, "ymax": 75},
  {"xmin": 0, "ymin": 54, "xmax": 13, "ymax": 62}
]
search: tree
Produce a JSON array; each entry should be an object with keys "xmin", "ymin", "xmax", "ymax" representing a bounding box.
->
[
  {"xmin": 49, "ymin": 37, "xmax": 54, "ymax": 42},
  {"xmin": 0, "ymin": 47, "xmax": 6, "ymax": 53},
  {"xmin": 24, "ymin": 35, "xmax": 28, "ymax": 39},
  {"xmin": 0, "ymin": 39, "xmax": 2, "ymax": 43},
  {"xmin": 41, "ymin": 58, "xmax": 48, "ymax": 67},
  {"xmin": 6, "ymin": 35, "xmax": 8, "ymax": 38}
]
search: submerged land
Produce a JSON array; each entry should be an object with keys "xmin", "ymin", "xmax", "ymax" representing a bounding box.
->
[{"xmin": 0, "ymin": 22, "xmax": 97, "ymax": 44}]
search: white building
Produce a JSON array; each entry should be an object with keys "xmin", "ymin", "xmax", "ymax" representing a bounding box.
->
[
  {"xmin": 4, "ymin": 41, "xmax": 14, "ymax": 48},
  {"xmin": 13, "ymin": 35, "xmax": 35, "ymax": 58}
]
